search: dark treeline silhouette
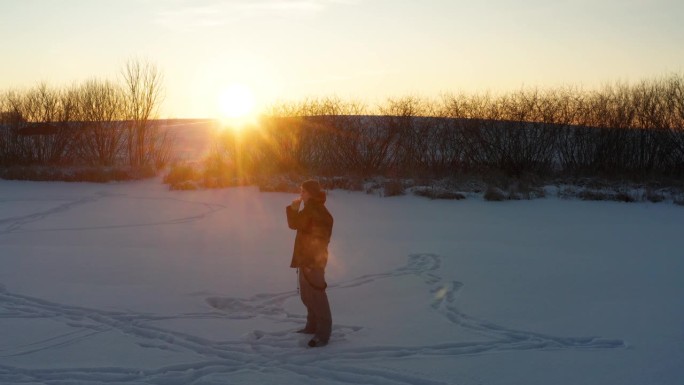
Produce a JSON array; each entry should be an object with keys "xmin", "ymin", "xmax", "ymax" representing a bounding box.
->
[
  {"xmin": 4, "ymin": 70, "xmax": 684, "ymax": 184},
  {"xmin": 0, "ymin": 59, "xmax": 172, "ymax": 179},
  {"xmin": 205, "ymin": 74, "xmax": 684, "ymax": 183}
]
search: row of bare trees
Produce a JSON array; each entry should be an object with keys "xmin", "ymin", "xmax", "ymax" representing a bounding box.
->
[
  {"xmin": 215, "ymin": 74, "xmax": 684, "ymax": 180},
  {"xmin": 0, "ymin": 59, "xmax": 171, "ymax": 169}
]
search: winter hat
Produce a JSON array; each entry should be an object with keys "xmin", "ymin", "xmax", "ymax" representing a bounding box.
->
[{"xmin": 301, "ymin": 179, "xmax": 326, "ymax": 203}]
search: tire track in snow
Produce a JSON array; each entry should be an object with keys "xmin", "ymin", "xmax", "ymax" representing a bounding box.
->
[{"xmin": 0, "ymin": 253, "xmax": 626, "ymax": 384}]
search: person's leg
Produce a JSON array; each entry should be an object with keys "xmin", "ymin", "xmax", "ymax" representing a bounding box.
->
[
  {"xmin": 312, "ymin": 290, "xmax": 332, "ymax": 343},
  {"xmin": 298, "ymin": 269, "xmax": 316, "ymax": 333},
  {"xmin": 303, "ymin": 268, "xmax": 332, "ymax": 344}
]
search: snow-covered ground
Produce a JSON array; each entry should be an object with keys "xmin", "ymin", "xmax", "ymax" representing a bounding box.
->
[{"xmin": 0, "ymin": 178, "xmax": 682, "ymax": 385}]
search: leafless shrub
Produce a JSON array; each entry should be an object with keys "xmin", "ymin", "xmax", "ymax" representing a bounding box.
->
[
  {"xmin": 365, "ymin": 181, "xmax": 383, "ymax": 195},
  {"xmin": 645, "ymin": 189, "xmax": 665, "ymax": 203},
  {"xmin": 163, "ymin": 162, "xmax": 198, "ymax": 186},
  {"xmin": 0, "ymin": 59, "xmax": 170, "ymax": 181},
  {"xmin": 73, "ymin": 79, "xmax": 127, "ymax": 166},
  {"xmin": 577, "ymin": 189, "xmax": 637, "ymax": 202},
  {"xmin": 257, "ymin": 176, "xmax": 299, "ymax": 193},
  {"xmin": 383, "ymin": 179, "xmax": 406, "ymax": 197},
  {"xmin": 0, "ymin": 83, "xmax": 76, "ymax": 165},
  {"xmin": 484, "ymin": 187, "xmax": 507, "ymax": 201},
  {"xmin": 508, "ymin": 181, "xmax": 546, "ymax": 200},
  {"xmin": 321, "ymin": 176, "xmax": 364, "ymax": 191},
  {"xmin": 614, "ymin": 191, "xmax": 637, "ymax": 203},
  {"xmin": 578, "ymin": 190, "xmax": 610, "ymax": 201},
  {"xmin": 121, "ymin": 58, "xmax": 167, "ymax": 168},
  {"xmin": 413, "ymin": 187, "xmax": 466, "ymax": 200},
  {"xmin": 5, "ymin": 68, "xmax": 684, "ymax": 188},
  {"xmin": 179, "ymin": 73, "xmax": 684, "ymax": 188}
]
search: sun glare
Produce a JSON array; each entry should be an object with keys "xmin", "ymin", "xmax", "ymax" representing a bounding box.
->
[{"xmin": 217, "ymin": 84, "xmax": 256, "ymax": 128}]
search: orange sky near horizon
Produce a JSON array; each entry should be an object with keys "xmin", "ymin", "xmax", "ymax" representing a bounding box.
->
[{"xmin": 1, "ymin": 0, "xmax": 683, "ymax": 119}]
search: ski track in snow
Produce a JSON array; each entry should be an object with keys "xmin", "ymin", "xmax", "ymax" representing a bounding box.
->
[{"xmin": 0, "ymin": 192, "xmax": 625, "ymax": 384}]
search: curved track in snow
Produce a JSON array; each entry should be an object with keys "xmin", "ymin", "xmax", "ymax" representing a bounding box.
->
[{"xmin": 0, "ymin": 253, "xmax": 625, "ymax": 385}]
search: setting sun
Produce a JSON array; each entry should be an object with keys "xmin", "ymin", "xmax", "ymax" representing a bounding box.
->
[{"xmin": 217, "ymin": 84, "xmax": 256, "ymax": 127}]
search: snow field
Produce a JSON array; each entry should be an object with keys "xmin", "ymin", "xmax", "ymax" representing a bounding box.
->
[{"xmin": 0, "ymin": 179, "xmax": 682, "ymax": 384}]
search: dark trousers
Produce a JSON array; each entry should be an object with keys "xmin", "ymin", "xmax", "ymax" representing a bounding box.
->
[{"xmin": 299, "ymin": 267, "xmax": 332, "ymax": 342}]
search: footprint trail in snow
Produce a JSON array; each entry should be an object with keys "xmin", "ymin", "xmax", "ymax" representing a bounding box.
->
[{"xmin": 0, "ymin": 253, "xmax": 625, "ymax": 385}]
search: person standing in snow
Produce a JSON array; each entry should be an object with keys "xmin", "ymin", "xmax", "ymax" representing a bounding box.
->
[{"xmin": 286, "ymin": 179, "xmax": 334, "ymax": 347}]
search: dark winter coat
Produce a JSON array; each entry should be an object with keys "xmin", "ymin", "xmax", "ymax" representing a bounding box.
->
[{"xmin": 286, "ymin": 197, "xmax": 333, "ymax": 269}]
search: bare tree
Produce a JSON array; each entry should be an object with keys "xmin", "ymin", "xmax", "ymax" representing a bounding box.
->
[
  {"xmin": 75, "ymin": 79, "xmax": 127, "ymax": 166},
  {"xmin": 1, "ymin": 83, "xmax": 73, "ymax": 164},
  {"xmin": 121, "ymin": 58, "xmax": 166, "ymax": 167},
  {"xmin": 665, "ymin": 74, "xmax": 684, "ymax": 169}
]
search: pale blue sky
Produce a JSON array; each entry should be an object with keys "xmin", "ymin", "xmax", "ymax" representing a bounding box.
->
[{"xmin": 1, "ymin": 0, "xmax": 683, "ymax": 118}]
